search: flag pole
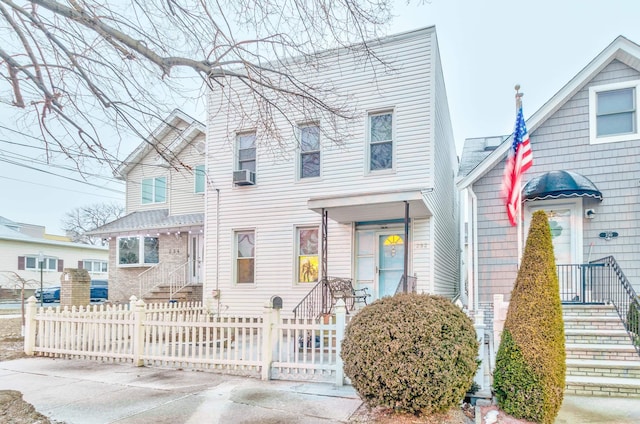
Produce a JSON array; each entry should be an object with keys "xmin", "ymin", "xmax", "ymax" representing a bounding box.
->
[{"xmin": 515, "ymin": 85, "xmax": 524, "ymax": 267}]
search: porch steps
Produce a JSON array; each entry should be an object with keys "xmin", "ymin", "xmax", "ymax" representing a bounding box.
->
[
  {"xmin": 143, "ymin": 284, "xmax": 202, "ymax": 304},
  {"xmin": 563, "ymin": 304, "xmax": 640, "ymax": 398}
]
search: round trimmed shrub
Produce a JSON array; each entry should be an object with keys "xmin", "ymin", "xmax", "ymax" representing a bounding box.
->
[{"xmin": 341, "ymin": 293, "xmax": 479, "ymax": 415}]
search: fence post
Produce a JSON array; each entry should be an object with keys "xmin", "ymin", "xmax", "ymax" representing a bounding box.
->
[
  {"xmin": 261, "ymin": 305, "xmax": 274, "ymax": 380},
  {"xmin": 24, "ymin": 296, "xmax": 37, "ymax": 355},
  {"xmin": 132, "ymin": 296, "xmax": 145, "ymax": 366},
  {"xmin": 335, "ymin": 298, "xmax": 347, "ymax": 386},
  {"xmin": 473, "ymin": 310, "xmax": 486, "ymax": 390}
]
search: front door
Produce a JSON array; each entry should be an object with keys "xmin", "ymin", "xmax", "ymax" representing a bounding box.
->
[
  {"xmin": 355, "ymin": 229, "xmax": 406, "ymax": 300},
  {"xmin": 378, "ymin": 234, "xmax": 405, "ymax": 298},
  {"xmin": 188, "ymin": 233, "xmax": 204, "ymax": 284},
  {"xmin": 526, "ymin": 199, "xmax": 583, "ymax": 301}
]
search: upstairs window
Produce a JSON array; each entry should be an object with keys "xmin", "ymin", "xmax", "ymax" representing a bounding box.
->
[
  {"xmin": 590, "ymin": 81, "xmax": 640, "ymax": 144},
  {"xmin": 299, "ymin": 124, "xmax": 320, "ymax": 178},
  {"xmin": 368, "ymin": 111, "xmax": 393, "ymax": 171},
  {"xmin": 237, "ymin": 132, "xmax": 256, "ymax": 172},
  {"xmin": 117, "ymin": 236, "xmax": 159, "ymax": 266},
  {"xmin": 194, "ymin": 165, "xmax": 206, "ymax": 193},
  {"xmin": 235, "ymin": 230, "xmax": 255, "ymax": 284},
  {"xmin": 141, "ymin": 176, "xmax": 166, "ymax": 204}
]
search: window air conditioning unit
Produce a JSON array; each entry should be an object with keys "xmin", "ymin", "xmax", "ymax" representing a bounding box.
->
[{"xmin": 233, "ymin": 169, "xmax": 256, "ymax": 186}]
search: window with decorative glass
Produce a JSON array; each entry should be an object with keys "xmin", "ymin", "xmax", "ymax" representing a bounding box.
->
[
  {"xmin": 368, "ymin": 111, "xmax": 393, "ymax": 170},
  {"xmin": 141, "ymin": 176, "xmax": 166, "ymax": 204},
  {"xmin": 299, "ymin": 124, "xmax": 320, "ymax": 178},
  {"xmin": 297, "ymin": 227, "xmax": 319, "ymax": 283},
  {"xmin": 235, "ymin": 230, "xmax": 255, "ymax": 284},
  {"xmin": 117, "ymin": 236, "xmax": 159, "ymax": 266}
]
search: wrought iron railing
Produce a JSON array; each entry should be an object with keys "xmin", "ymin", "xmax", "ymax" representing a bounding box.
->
[
  {"xmin": 558, "ymin": 257, "xmax": 639, "ymax": 356},
  {"xmin": 589, "ymin": 256, "xmax": 640, "ymax": 356},
  {"xmin": 395, "ymin": 275, "xmax": 417, "ymax": 295},
  {"xmin": 292, "ymin": 278, "xmax": 330, "ymax": 320}
]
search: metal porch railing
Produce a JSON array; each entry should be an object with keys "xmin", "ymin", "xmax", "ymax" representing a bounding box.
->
[
  {"xmin": 558, "ymin": 257, "xmax": 640, "ymax": 356},
  {"xmin": 292, "ymin": 278, "xmax": 330, "ymax": 320},
  {"xmin": 395, "ymin": 275, "xmax": 417, "ymax": 295}
]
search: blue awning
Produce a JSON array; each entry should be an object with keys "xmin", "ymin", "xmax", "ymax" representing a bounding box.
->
[{"xmin": 523, "ymin": 170, "xmax": 603, "ymax": 202}]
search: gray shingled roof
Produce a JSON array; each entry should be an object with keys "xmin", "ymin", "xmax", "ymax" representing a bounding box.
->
[
  {"xmin": 88, "ymin": 209, "xmax": 204, "ymax": 236},
  {"xmin": 458, "ymin": 135, "xmax": 508, "ymax": 178}
]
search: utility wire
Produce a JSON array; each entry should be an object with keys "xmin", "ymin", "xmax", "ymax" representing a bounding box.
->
[{"xmin": 0, "ymin": 175, "xmax": 124, "ymax": 200}]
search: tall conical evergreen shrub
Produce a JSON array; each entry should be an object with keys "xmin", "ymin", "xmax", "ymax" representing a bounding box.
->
[{"xmin": 493, "ymin": 210, "xmax": 566, "ymax": 424}]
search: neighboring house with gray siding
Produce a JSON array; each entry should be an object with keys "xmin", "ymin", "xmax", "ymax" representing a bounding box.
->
[
  {"xmin": 204, "ymin": 27, "xmax": 460, "ymax": 316},
  {"xmin": 89, "ymin": 110, "xmax": 206, "ymax": 303},
  {"xmin": 458, "ymin": 36, "xmax": 640, "ymax": 322}
]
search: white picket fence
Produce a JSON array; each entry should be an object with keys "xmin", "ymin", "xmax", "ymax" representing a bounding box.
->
[{"xmin": 23, "ymin": 296, "xmax": 349, "ymax": 385}]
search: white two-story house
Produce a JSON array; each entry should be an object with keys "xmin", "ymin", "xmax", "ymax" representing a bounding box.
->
[
  {"xmin": 90, "ymin": 110, "xmax": 206, "ymax": 303},
  {"xmin": 203, "ymin": 27, "xmax": 460, "ymax": 316}
]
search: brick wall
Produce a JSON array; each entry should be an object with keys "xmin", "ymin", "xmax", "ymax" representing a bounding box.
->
[{"xmin": 60, "ymin": 268, "xmax": 91, "ymax": 307}]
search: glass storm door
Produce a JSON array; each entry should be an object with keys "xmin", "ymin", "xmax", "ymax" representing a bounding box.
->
[
  {"xmin": 378, "ymin": 234, "xmax": 405, "ymax": 298},
  {"xmin": 189, "ymin": 233, "xmax": 204, "ymax": 284}
]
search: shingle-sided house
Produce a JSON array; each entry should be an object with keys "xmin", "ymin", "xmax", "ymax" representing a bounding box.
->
[
  {"xmin": 0, "ymin": 216, "xmax": 108, "ymax": 295},
  {"xmin": 458, "ymin": 36, "xmax": 640, "ymax": 396},
  {"xmin": 203, "ymin": 27, "xmax": 460, "ymax": 316},
  {"xmin": 89, "ymin": 110, "xmax": 206, "ymax": 303}
]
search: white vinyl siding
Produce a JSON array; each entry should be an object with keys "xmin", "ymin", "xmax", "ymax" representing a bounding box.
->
[
  {"xmin": 589, "ymin": 80, "xmax": 640, "ymax": 144},
  {"xmin": 204, "ymin": 28, "xmax": 459, "ymax": 314}
]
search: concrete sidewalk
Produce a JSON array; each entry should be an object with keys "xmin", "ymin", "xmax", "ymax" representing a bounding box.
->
[
  {"xmin": 0, "ymin": 358, "xmax": 361, "ymax": 423},
  {"xmin": 1, "ymin": 357, "xmax": 639, "ymax": 423}
]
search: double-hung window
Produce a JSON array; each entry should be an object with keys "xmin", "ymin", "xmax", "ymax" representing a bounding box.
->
[
  {"xmin": 82, "ymin": 260, "xmax": 108, "ymax": 273},
  {"xmin": 589, "ymin": 81, "xmax": 640, "ymax": 144},
  {"xmin": 235, "ymin": 230, "xmax": 255, "ymax": 284},
  {"xmin": 194, "ymin": 165, "xmax": 206, "ymax": 194},
  {"xmin": 368, "ymin": 111, "xmax": 394, "ymax": 171},
  {"xmin": 299, "ymin": 124, "xmax": 320, "ymax": 178},
  {"xmin": 237, "ymin": 132, "xmax": 256, "ymax": 172},
  {"xmin": 20, "ymin": 255, "xmax": 59, "ymax": 271},
  {"xmin": 296, "ymin": 227, "xmax": 319, "ymax": 283},
  {"xmin": 141, "ymin": 176, "xmax": 166, "ymax": 204},
  {"xmin": 117, "ymin": 236, "xmax": 159, "ymax": 266}
]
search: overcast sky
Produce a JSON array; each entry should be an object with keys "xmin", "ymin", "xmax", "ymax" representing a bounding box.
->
[{"xmin": 2, "ymin": 0, "xmax": 640, "ymax": 235}]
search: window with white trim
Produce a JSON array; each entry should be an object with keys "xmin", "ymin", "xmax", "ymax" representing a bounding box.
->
[
  {"xmin": 296, "ymin": 227, "xmax": 319, "ymax": 283},
  {"xmin": 368, "ymin": 111, "xmax": 393, "ymax": 171},
  {"xmin": 589, "ymin": 81, "xmax": 640, "ymax": 144},
  {"xmin": 235, "ymin": 230, "xmax": 255, "ymax": 284},
  {"xmin": 141, "ymin": 176, "xmax": 166, "ymax": 204},
  {"xmin": 21, "ymin": 255, "xmax": 59, "ymax": 271},
  {"xmin": 82, "ymin": 260, "xmax": 108, "ymax": 273},
  {"xmin": 117, "ymin": 236, "xmax": 159, "ymax": 266},
  {"xmin": 194, "ymin": 164, "xmax": 206, "ymax": 193},
  {"xmin": 299, "ymin": 124, "xmax": 320, "ymax": 178},
  {"xmin": 237, "ymin": 132, "xmax": 256, "ymax": 172}
]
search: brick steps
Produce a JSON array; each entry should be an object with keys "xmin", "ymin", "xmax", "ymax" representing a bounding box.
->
[
  {"xmin": 143, "ymin": 284, "xmax": 201, "ymax": 304},
  {"xmin": 562, "ymin": 304, "xmax": 640, "ymax": 398}
]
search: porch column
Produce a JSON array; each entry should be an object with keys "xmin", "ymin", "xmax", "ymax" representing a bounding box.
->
[
  {"xmin": 403, "ymin": 201, "xmax": 409, "ymax": 292},
  {"xmin": 321, "ymin": 208, "xmax": 328, "ymax": 280}
]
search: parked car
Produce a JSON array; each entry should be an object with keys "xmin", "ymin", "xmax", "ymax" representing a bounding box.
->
[{"xmin": 36, "ymin": 280, "xmax": 108, "ymax": 303}]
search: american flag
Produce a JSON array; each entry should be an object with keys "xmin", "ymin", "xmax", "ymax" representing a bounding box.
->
[{"xmin": 502, "ymin": 106, "xmax": 533, "ymax": 226}]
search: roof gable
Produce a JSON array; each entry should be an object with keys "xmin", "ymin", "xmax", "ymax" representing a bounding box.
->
[
  {"xmin": 115, "ymin": 109, "xmax": 205, "ymax": 179},
  {"xmin": 457, "ymin": 35, "xmax": 640, "ymax": 189}
]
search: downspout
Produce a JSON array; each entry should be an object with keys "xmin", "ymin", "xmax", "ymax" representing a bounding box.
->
[
  {"xmin": 403, "ymin": 201, "xmax": 409, "ymax": 292},
  {"xmin": 468, "ymin": 185, "xmax": 479, "ymax": 313},
  {"xmin": 215, "ymin": 188, "xmax": 220, "ymax": 315}
]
